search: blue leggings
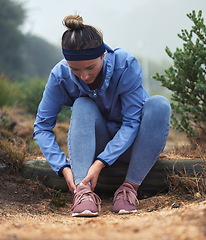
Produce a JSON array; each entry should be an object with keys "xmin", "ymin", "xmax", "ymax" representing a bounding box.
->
[{"xmin": 68, "ymin": 96, "xmax": 171, "ymax": 186}]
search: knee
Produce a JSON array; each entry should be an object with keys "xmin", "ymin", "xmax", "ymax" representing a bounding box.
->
[
  {"xmin": 73, "ymin": 97, "xmax": 95, "ymax": 110},
  {"xmin": 72, "ymin": 97, "xmax": 99, "ymax": 117},
  {"xmin": 73, "ymin": 97, "xmax": 93, "ymax": 108},
  {"xmin": 143, "ymin": 95, "xmax": 171, "ymax": 119}
]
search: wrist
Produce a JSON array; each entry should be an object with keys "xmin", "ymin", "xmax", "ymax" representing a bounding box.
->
[
  {"xmin": 58, "ymin": 164, "xmax": 71, "ymax": 177},
  {"xmin": 94, "ymin": 160, "xmax": 105, "ymax": 171},
  {"xmin": 62, "ymin": 166, "xmax": 73, "ymax": 180}
]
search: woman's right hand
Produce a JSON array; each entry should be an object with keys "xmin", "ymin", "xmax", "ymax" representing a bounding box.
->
[{"xmin": 62, "ymin": 167, "xmax": 77, "ymax": 194}]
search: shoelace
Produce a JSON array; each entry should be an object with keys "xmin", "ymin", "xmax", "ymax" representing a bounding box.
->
[
  {"xmin": 71, "ymin": 188, "xmax": 101, "ymax": 212},
  {"xmin": 113, "ymin": 188, "xmax": 139, "ymax": 206}
]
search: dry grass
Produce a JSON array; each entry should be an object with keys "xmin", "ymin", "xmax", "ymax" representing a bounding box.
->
[
  {"xmin": 0, "ymin": 108, "xmax": 40, "ymax": 172},
  {"xmin": 0, "ymin": 138, "xmax": 26, "ymax": 172},
  {"xmin": 1, "ymin": 106, "xmax": 206, "ymax": 199},
  {"xmin": 166, "ymin": 142, "xmax": 206, "ymax": 199},
  {"xmin": 167, "ymin": 164, "xmax": 206, "ymax": 198},
  {"xmin": 170, "ymin": 142, "xmax": 206, "ymax": 159},
  {"xmin": 53, "ymin": 122, "xmax": 70, "ymax": 157}
]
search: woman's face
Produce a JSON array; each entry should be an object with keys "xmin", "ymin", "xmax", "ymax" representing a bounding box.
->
[{"xmin": 67, "ymin": 56, "xmax": 104, "ymax": 85}]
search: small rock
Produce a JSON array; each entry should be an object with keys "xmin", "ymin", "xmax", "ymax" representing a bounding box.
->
[
  {"xmin": 148, "ymin": 205, "xmax": 159, "ymax": 212},
  {"xmin": 194, "ymin": 192, "xmax": 201, "ymax": 199},
  {"xmin": 7, "ymin": 232, "xmax": 18, "ymax": 240}
]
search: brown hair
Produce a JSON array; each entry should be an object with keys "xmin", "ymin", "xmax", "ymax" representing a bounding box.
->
[{"xmin": 62, "ymin": 15, "xmax": 103, "ymax": 50}]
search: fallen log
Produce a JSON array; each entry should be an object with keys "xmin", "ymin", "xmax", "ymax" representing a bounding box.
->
[{"xmin": 21, "ymin": 158, "xmax": 204, "ymax": 196}]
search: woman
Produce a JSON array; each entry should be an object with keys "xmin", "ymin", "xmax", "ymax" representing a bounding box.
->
[{"xmin": 34, "ymin": 15, "xmax": 171, "ymax": 217}]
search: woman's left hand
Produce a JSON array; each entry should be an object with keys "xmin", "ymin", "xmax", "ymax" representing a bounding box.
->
[{"xmin": 81, "ymin": 160, "xmax": 105, "ymax": 191}]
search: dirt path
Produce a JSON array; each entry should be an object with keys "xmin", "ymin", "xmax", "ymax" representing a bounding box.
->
[
  {"xmin": 1, "ymin": 108, "xmax": 205, "ymax": 240},
  {"xmin": 0, "ymin": 171, "xmax": 205, "ymax": 240}
]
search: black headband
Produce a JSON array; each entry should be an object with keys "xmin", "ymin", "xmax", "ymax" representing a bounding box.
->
[{"xmin": 62, "ymin": 43, "xmax": 106, "ymax": 61}]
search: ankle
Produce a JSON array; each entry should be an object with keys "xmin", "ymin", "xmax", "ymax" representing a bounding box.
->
[
  {"xmin": 124, "ymin": 180, "xmax": 139, "ymax": 191},
  {"xmin": 76, "ymin": 183, "xmax": 91, "ymax": 190}
]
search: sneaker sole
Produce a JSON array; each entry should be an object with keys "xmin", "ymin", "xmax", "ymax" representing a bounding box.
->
[
  {"xmin": 114, "ymin": 209, "xmax": 137, "ymax": 215},
  {"xmin": 72, "ymin": 210, "xmax": 99, "ymax": 217}
]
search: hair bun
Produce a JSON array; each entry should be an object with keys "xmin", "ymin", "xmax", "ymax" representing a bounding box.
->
[{"xmin": 63, "ymin": 15, "xmax": 84, "ymax": 30}]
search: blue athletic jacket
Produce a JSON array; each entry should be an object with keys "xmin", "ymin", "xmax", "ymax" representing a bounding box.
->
[{"xmin": 33, "ymin": 44, "xmax": 150, "ymax": 176}]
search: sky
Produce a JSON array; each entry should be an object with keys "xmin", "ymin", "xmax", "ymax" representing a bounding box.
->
[{"xmin": 19, "ymin": 0, "xmax": 206, "ymax": 61}]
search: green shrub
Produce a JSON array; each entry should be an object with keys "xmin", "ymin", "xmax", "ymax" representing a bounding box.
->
[
  {"xmin": 57, "ymin": 106, "xmax": 71, "ymax": 122},
  {"xmin": 0, "ymin": 75, "xmax": 11, "ymax": 108},
  {"xmin": 51, "ymin": 190, "xmax": 69, "ymax": 207},
  {"xmin": 17, "ymin": 77, "xmax": 46, "ymax": 115},
  {"xmin": 0, "ymin": 109, "xmax": 13, "ymax": 132},
  {"xmin": 12, "ymin": 77, "xmax": 71, "ymax": 121},
  {"xmin": 153, "ymin": 10, "xmax": 206, "ymax": 141}
]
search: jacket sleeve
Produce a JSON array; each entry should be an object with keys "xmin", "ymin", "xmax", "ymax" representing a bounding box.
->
[
  {"xmin": 33, "ymin": 72, "xmax": 72, "ymax": 176},
  {"xmin": 96, "ymin": 58, "xmax": 147, "ymax": 166}
]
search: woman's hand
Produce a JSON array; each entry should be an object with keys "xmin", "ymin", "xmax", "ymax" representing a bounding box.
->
[
  {"xmin": 62, "ymin": 167, "xmax": 77, "ymax": 194},
  {"xmin": 81, "ymin": 160, "xmax": 105, "ymax": 191}
]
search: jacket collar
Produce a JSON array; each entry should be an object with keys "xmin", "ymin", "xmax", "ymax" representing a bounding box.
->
[{"xmin": 101, "ymin": 44, "xmax": 115, "ymax": 91}]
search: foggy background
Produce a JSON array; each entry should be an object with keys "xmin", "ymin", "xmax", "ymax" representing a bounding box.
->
[
  {"xmin": 7, "ymin": 0, "xmax": 206, "ymax": 95},
  {"xmin": 21, "ymin": 0, "xmax": 206, "ymax": 60}
]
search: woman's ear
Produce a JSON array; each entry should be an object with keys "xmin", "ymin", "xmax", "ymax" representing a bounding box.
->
[{"xmin": 101, "ymin": 53, "xmax": 106, "ymax": 59}]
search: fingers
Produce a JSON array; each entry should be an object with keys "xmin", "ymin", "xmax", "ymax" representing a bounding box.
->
[
  {"xmin": 69, "ymin": 182, "xmax": 77, "ymax": 195},
  {"xmin": 62, "ymin": 167, "xmax": 77, "ymax": 194},
  {"xmin": 81, "ymin": 176, "xmax": 96, "ymax": 191},
  {"xmin": 90, "ymin": 184, "xmax": 95, "ymax": 191},
  {"xmin": 81, "ymin": 176, "xmax": 90, "ymax": 186}
]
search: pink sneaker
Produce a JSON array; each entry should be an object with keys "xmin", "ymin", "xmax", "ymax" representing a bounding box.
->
[
  {"xmin": 71, "ymin": 184, "xmax": 101, "ymax": 217},
  {"xmin": 113, "ymin": 182, "xmax": 139, "ymax": 214}
]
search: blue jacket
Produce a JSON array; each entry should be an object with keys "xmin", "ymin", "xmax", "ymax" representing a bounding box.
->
[{"xmin": 33, "ymin": 44, "xmax": 150, "ymax": 176}]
